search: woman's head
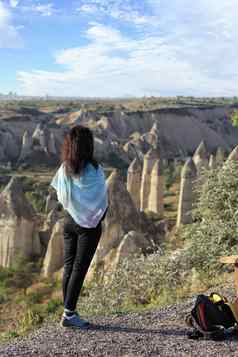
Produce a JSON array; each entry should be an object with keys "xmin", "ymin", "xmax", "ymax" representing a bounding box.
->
[{"xmin": 61, "ymin": 125, "xmax": 98, "ymax": 176}]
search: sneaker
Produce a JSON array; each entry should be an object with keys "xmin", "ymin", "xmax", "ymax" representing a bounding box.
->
[{"xmin": 60, "ymin": 312, "xmax": 90, "ymax": 329}]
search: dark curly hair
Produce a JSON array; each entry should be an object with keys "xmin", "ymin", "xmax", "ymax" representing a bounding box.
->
[{"xmin": 61, "ymin": 125, "xmax": 98, "ymax": 176}]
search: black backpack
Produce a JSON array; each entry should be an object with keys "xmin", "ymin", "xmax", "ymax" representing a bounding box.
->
[{"xmin": 185, "ymin": 293, "xmax": 238, "ymax": 340}]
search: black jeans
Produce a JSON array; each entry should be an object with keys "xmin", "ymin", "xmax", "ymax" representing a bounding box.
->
[{"xmin": 62, "ymin": 209, "xmax": 107, "ymax": 311}]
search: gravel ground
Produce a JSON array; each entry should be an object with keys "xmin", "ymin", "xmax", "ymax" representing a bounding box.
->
[{"xmin": 1, "ymin": 287, "xmax": 238, "ymax": 357}]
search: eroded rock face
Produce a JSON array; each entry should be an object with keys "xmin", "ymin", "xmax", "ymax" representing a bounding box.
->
[
  {"xmin": 1, "ymin": 105, "xmax": 236, "ymax": 169},
  {"xmin": 0, "ymin": 145, "xmax": 5, "ymax": 161},
  {"xmin": 148, "ymin": 159, "xmax": 164, "ymax": 216},
  {"xmin": 227, "ymin": 145, "xmax": 238, "ymax": 161},
  {"xmin": 48, "ymin": 132, "xmax": 57, "ymax": 155},
  {"xmin": 41, "ymin": 218, "xmax": 64, "ymax": 277},
  {"xmin": 18, "ymin": 124, "xmax": 60, "ymax": 167},
  {"xmin": 86, "ymin": 169, "xmax": 163, "ymax": 283},
  {"xmin": 103, "ymin": 230, "xmax": 152, "ymax": 277},
  {"xmin": 216, "ymin": 146, "xmax": 226, "ymax": 165},
  {"xmin": 32, "ymin": 123, "xmax": 48, "ymax": 150},
  {"xmin": 19, "ymin": 130, "xmax": 33, "ymax": 161},
  {"xmin": 193, "ymin": 141, "xmax": 209, "ymax": 174},
  {"xmin": 141, "ymin": 121, "xmax": 160, "ymax": 149},
  {"xmin": 0, "ymin": 129, "xmax": 19, "ymax": 162},
  {"xmin": 140, "ymin": 149, "xmax": 159, "ymax": 211},
  {"xmin": 127, "ymin": 158, "xmax": 143, "ymax": 210},
  {"xmin": 97, "ymin": 169, "xmax": 141, "ymax": 260},
  {"xmin": 123, "ymin": 138, "xmax": 150, "ymax": 162},
  {"xmin": 209, "ymin": 154, "xmax": 217, "ymax": 169},
  {"xmin": 176, "ymin": 158, "xmax": 197, "ymax": 227},
  {"xmin": 45, "ymin": 191, "xmax": 58, "ymax": 214},
  {"xmin": 114, "ymin": 231, "xmax": 150, "ymax": 260},
  {"xmin": 0, "ymin": 177, "xmax": 41, "ymax": 267},
  {"xmin": 39, "ymin": 207, "xmax": 61, "ymax": 253}
]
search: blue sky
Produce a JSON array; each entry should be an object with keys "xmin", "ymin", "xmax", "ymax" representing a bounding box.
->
[{"xmin": 0, "ymin": 0, "xmax": 238, "ymax": 97}]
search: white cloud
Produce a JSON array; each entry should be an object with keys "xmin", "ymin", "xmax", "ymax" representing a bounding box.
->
[
  {"xmin": 77, "ymin": 0, "xmax": 153, "ymax": 27},
  {"xmin": 9, "ymin": 0, "xmax": 20, "ymax": 8},
  {"xmin": 0, "ymin": 1, "xmax": 23, "ymax": 48},
  {"xmin": 17, "ymin": 1, "xmax": 238, "ymax": 96},
  {"xmin": 77, "ymin": 4, "xmax": 98, "ymax": 14},
  {"xmin": 31, "ymin": 3, "xmax": 55, "ymax": 16},
  {"xmin": 19, "ymin": 1, "xmax": 57, "ymax": 17}
]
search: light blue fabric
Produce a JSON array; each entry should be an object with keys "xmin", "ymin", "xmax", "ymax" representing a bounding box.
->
[{"xmin": 50, "ymin": 162, "xmax": 108, "ymax": 228}]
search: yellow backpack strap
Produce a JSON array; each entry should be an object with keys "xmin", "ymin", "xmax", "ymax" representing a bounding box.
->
[{"xmin": 209, "ymin": 292, "xmax": 228, "ymax": 303}]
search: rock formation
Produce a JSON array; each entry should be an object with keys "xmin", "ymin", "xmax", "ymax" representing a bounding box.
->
[
  {"xmin": 216, "ymin": 147, "xmax": 226, "ymax": 165},
  {"xmin": 0, "ymin": 145, "xmax": 5, "ymax": 161},
  {"xmin": 19, "ymin": 130, "xmax": 33, "ymax": 161},
  {"xmin": 97, "ymin": 169, "xmax": 141, "ymax": 260},
  {"xmin": 148, "ymin": 159, "xmax": 164, "ymax": 216},
  {"xmin": 48, "ymin": 132, "xmax": 57, "ymax": 155},
  {"xmin": 45, "ymin": 190, "xmax": 58, "ymax": 214},
  {"xmin": 0, "ymin": 128, "xmax": 19, "ymax": 162},
  {"xmin": 1, "ymin": 104, "xmax": 238, "ymax": 167},
  {"xmin": 141, "ymin": 121, "xmax": 160, "ymax": 149},
  {"xmin": 17, "ymin": 124, "xmax": 59, "ymax": 167},
  {"xmin": 107, "ymin": 231, "xmax": 151, "ymax": 275},
  {"xmin": 192, "ymin": 141, "xmax": 209, "ymax": 174},
  {"xmin": 0, "ymin": 177, "xmax": 41, "ymax": 267},
  {"xmin": 123, "ymin": 138, "xmax": 150, "ymax": 162},
  {"xmin": 227, "ymin": 145, "xmax": 238, "ymax": 161},
  {"xmin": 127, "ymin": 158, "xmax": 143, "ymax": 210},
  {"xmin": 39, "ymin": 207, "xmax": 61, "ymax": 253},
  {"xmin": 32, "ymin": 123, "xmax": 48, "ymax": 151},
  {"xmin": 176, "ymin": 158, "xmax": 197, "ymax": 227},
  {"xmin": 41, "ymin": 218, "xmax": 64, "ymax": 277},
  {"xmin": 140, "ymin": 149, "xmax": 159, "ymax": 212},
  {"xmin": 208, "ymin": 154, "xmax": 217, "ymax": 169}
]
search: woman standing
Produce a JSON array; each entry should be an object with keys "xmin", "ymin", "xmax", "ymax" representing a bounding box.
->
[{"xmin": 50, "ymin": 125, "xmax": 108, "ymax": 329}]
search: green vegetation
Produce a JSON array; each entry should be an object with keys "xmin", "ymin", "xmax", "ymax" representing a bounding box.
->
[
  {"xmin": 21, "ymin": 176, "xmax": 49, "ymax": 213},
  {"xmin": 78, "ymin": 160, "xmax": 238, "ymax": 316},
  {"xmin": 231, "ymin": 110, "xmax": 238, "ymax": 127},
  {"xmin": 181, "ymin": 160, "xmax": 238, "ymax": 275},
  {"xmin": 164, "ymin": 163, "xmax": 182, "ymax": 190},
  {"xmin": 1, "ymin": 157, "xmax": 238, "ymax": 344},
  {"xmin": 1, "ymin": 96, "xmax": 238, "ymax": 114},
  {"xmin": 0, "ymin": 255, "xmax": 63, "ymax": 343}
]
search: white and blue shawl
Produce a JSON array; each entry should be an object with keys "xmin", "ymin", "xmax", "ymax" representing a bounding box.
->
[{"xmin": 50, "ymin": 162, "xmax": 108, "ymax": 228}]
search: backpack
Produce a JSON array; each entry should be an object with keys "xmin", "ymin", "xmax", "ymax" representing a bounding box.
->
[{"xmin": 185, "ymin": 293, "xmax": 238, "ymax": 340}]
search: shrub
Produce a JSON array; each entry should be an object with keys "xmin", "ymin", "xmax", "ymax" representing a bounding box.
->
[
  {"xmin": 77, "ymin": 161, "xmax": 238, "ymax": 316},
  {"xmin": 45, "ymin": 298, "xmax": 62, "ymax": 314},
  {"xmin": 231, "ymin": 110, "xmax": 238, "ymax": 127},
  {"xmin": 18, "ymin": 307, "xmax": 44, "ymax": 334},
  {"xmin": 181, "ymin": 160, "xmax": 238, "ymax": 276},
  {"xmin": 78, "ymin": 248, "xmax": 190, "ymax": 316},
  {"xmin": 164, "ymin": 163, "xmax": 182, "ymax": 190}
]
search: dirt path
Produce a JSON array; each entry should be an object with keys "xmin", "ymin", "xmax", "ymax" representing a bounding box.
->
[{"xmin": 0, "ymin": 295, "xmax": 238, "ymax": 357}]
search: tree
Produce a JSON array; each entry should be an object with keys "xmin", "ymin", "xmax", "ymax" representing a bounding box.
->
[
  {"xmin": 231, "ymin": 110, "xmax": 238, "ymax": 127},
  {"xmin": 182, "ymin": 161, "xmax": 238, "ymax": 275}
]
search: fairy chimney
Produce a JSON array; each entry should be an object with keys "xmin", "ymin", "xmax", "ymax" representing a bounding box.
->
[
  {"xmin": 193, "ymin": 141, "xmax": 209, "ymax": 174},
  {"xmin": 0, "ymin": 177, "xmax": 42, "ymax": 267},
  {"xmin": 98, "ymin": 169, "xmax": 140, "ymax": 260},
  {"xmin": 216, "ymin": 147, "xmax": 226, "ymax": 165},
  {"xmin": 19, "ymin": 130, "xmax": 33, "ymax": 161},
  {"xmin": 208, "ymin": 154, "xmax": 216, "ymax": 169},
  {"xmin": 227, "ymin": 145, "xmax": 238, "ymax": 161},
  {"xmin": 32, "ymin": 124, "xmax": 47, "ymax": 151},
  {"xmin": 140, "ymin": 149, "xmax": 159, "ymax": 212},
  {"xmin": 127, "ymin": 158, "xmax": 142, "ymax": 210},
  {"xmin": 48, "ymin": 132, "xmax": 57, "ymax": 155},
  {"xmin": 176, "ymin": 158, "xmax": 197, "ymax": 227},
  {"xmin": 148, "ymin": 159, "xmax": 164, "ymax": 216},
  {"xmin": 41, "ymin": 218, "xmax": 64, "ymax": 277}
]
